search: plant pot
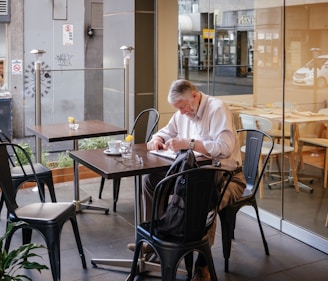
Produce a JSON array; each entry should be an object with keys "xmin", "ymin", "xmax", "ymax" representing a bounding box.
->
[{"xmin": 21, "ymin": 165, "xmax": 99, "ymax": 189}]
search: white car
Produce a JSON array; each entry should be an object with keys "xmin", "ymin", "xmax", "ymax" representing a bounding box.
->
[{"xmin": 293, "ymin": 55, "xmax": 328, "ymax": 88}]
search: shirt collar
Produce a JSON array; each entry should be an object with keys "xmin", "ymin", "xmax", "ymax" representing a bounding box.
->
[{"xmin": 194, "ymin": 92, "xmax": 207, "ymax": 121}]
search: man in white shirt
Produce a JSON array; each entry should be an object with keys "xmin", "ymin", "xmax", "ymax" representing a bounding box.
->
[{"xmin": 129, "ymin": 79, "xmax": 246, "ymax": 281}]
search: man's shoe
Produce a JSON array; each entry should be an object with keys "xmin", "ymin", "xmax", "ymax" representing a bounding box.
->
[
  {"xmin": 127, "ymin": 242, "xmax": 154, "ymax": 254},
  {"xmin": 191, "ymin": 266, "xmax": 211, "ymax": 281}
]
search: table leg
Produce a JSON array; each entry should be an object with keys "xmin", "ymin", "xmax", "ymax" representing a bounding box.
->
[
  {"xmin": 91, "ymin": 175, "xmax": 171, "ymax": 277},
  {"xmin": 72, "ymin": 139, "xmax": 109, "ymax": 214},
  {"xmin": 268, "ymin": 123, "xmax": 314, "ymax": 193}
]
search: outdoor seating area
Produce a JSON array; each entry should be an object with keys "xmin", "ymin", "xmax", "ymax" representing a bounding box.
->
[
  {"xmin": 2, "ymin": 1, "xmax": 328, "ymax": 280},
  {"xmin": 0, "ymin": 174, "xmax": 327, "ymax": 281}
]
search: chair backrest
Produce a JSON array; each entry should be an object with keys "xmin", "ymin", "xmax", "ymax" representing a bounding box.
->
[
  {"xmin": 0, "ymin": 134, "xmax": 34, "ymax": 172},
  {"xmin": 239, "ymin": 113, "xmax": 273, "ymax": 132},
  {"xmin": 318, "ymin": 108, "xmax": 328, "ymax": 115},
  {"xmin": 237, "ymin": 129, "xmax": 274, "ymax": 194},
  {"xmin": 0, "ymin": 143, "xmax": 42, "ymax": 214},
  {"xmin": 0, "ymin": 129, "xmax": 12, "ymax": 142},
  {"xmin": 272, "ymin": 101, "xmax": 297, "ymax": 112},
  {"xmin": 150, "ymin": 166, "xmax": 232, "ymax": 242},
  {"xmin": 0, "ymin": 129, "xmax": 16, "ymax": 167},
  {"xmin": 130, "ymin": 108, "xmax": 160, "ymax": 143}
]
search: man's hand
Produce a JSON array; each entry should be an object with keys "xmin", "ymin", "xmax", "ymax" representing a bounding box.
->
[
  {"xmin": 164, "ymin": 138, "xmax": 189, "ymax": 152},
  {"xmin": 147, "ymin": 136, "xmax": 165, "ymax": 150}
]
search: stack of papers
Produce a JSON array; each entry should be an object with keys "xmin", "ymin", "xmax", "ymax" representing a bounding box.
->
[{"xmin": 150, "ymin": 150, "xmax": 203, "ymax": 160}]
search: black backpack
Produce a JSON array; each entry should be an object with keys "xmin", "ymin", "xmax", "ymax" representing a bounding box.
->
[{"xmin": 156, "ymin": 149, "xmax": 199, "ymax": 237}]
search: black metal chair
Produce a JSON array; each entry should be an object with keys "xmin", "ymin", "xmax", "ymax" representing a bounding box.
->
[
  {"xmin": 129, "ymin": 166, "xmax": 232, "ymax": 281},
  {"xmin": 0, "ymin": 129, "xmax": 56, "ymax": 215},
  {"xmin": 218, "ymin": 129, "xmax": 273, "ymax": 272},
  {"xmin": 98, "ymin": 108, "xmax": 159, "ymax": 211},
  {"xmin": 0, "ymin": 142, "xmax": 86, "ymax": 281}
]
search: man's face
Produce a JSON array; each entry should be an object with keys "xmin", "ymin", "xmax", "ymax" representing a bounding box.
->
[{"xmin": 172, "ymin": 91, "xmax": 199, "ymax": 119}]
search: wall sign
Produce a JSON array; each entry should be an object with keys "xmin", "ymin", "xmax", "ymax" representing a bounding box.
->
[
  {"xmin": 63, "ymin": 24, "xmax": 73, "ymax": 46},
  {"xmin": 11, "ymin": 60, "xmax": 23, "ymax": 75}
]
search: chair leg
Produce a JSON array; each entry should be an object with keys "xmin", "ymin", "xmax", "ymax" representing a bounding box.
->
[
  {"xmin": 129, "ymin": 240, "xmax": 144, "ymax": 280},
  {"xmin": 0, "ymin": 194, "xmax": 5, "ymax": 215},
  {"xmin": 159, "ymin": 252, "xmax": 181, "ymax": 281},
  {"xmin": 252, "ymin": 202, "xmax": 269, "ymax": 255},
  {"xmin": 219, "ymin": 208, "xmax": 234, "ymax": 273},
  {"xmin": 70, "ymin": 216, "xmax": 87, "ymax": 269},
  {"xmin": 184, "ymin": 252, "xmax": 193, "ymax": 280},
  {"xmin": 4, "ymin": 225, "xmax": 15, "ymax": 252},
  {"xmin": 202, "ymin": 248, "xmax": 218, "ymax": 281},
  {"xmin": 113, "ymin": 178, "xmax": 121, "ymax": 212},
  {"xmin": 323, "ymin": 147, "xmax": 328, "ymax": 188},
  {"xmin": 22, "ymin": 228, "xmax": 33, "ymax": 244},
  {"xmin": 98, "ymin": 177, "xmax": 105, "ymax": 199},
  {"xmin": 289, "ymin": 152, "xmax": 300, "ymax": 192},
  {"xmin": 43, "ymin": 230, "xmax": 61, "ymax": 281}
]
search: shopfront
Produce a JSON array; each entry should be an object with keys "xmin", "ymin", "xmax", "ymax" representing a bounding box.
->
[
  {"xmin": 215, "ymin": 9, "xmax": 255, "ymax": 77},
  {"xmin": 180, "ymin": 0, "xmax": 328, "ymax": 254}
]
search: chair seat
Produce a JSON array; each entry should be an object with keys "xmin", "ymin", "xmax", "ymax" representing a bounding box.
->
[
  {"xmin": 11, "ymin": 163, "xmax": 51, "ymax": 178},
  {"xmin": 14, "ymin": 202, "xmax": 75, "ymax": 223},
  {"xmin": 138, "ymin": 223, "xmax": 207, "ymax": 246},
  {"xmin": 241, "ymin": 141, "xmax": 294, "ymax": 156}
]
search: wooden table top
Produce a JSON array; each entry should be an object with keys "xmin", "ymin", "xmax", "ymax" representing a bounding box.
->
[
  {"xmin": 27, "ymin": 120, "xmax": 127, "ymax": 142},
  {"xmin": 230, "ymin": 106, "xmax": 328, "ymax": 124},
  {"xmin": 69, "ymin": 143, "xmax": 212, "ymax": 180}
]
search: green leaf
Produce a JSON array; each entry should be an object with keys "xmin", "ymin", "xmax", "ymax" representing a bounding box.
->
[{"xmin": 0, "ymin": 222, "xmax": 49, "ymax": 279}]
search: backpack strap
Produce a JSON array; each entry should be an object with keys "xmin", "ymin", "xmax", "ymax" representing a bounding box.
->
[{"xmin": 165, "ymin": 149, "xmax": 198, "ymax": 176}]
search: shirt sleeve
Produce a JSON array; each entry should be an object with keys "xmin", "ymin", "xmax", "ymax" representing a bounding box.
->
[
  {"xmin": 152, "ymin": 113, "xmax": 179, "ymax": 142},
  {"xmin": 201, "ymin": 101, "xmax": 237, "ymax": 159}
]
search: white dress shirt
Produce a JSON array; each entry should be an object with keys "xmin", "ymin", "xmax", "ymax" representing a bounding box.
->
[{"xmin": 153, "ymin": 92, "xmax": 242, "ymax": 170}]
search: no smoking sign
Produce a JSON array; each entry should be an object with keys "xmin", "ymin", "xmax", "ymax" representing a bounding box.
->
[{"xmin": 12, "ymin": 60, "xmax": 23, "ymax": 75}]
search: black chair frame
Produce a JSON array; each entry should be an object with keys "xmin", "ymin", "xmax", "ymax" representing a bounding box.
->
[
  {"xmin": 0, "ymin": 130, "xmax": 56, "ymax": 214},
  {"xmin": 129, "ymin": 166, "xmax": 233, "ymax": 281},
  {"xmin": 218, "ymin": 128, "xmax": 273, "ymax": 272},
  {"xmin": 99, "ymin": 108, "xmax": 159, "ymax": 211},
  {"xmin": 0, "ymin": 143, "xmax": 86, "ymax": 281}
]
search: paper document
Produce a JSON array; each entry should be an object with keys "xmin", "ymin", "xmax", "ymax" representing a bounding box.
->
[{"xmin": 149, "ymin": 149, "xmax": 203, "ymax": 160}]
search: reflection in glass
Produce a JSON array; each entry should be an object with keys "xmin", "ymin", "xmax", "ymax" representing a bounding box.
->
[{"xmin": 178, "ymin": 0, "xmax": 328, "ymax": 251}]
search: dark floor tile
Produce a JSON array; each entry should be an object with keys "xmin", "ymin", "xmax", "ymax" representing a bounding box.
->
[{"xmin": 1, "ymin": 177, "xmax": 328, "ymax": 281}]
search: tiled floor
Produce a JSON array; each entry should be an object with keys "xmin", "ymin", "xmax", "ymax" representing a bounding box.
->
[{"xmin": 1, "ymin": 176, "xmax": 328, "ymax": 281}]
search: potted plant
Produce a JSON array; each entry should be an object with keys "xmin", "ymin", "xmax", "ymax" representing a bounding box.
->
[
  {"xmin": 0, "ymin": 222, "xmax": 48, "ymax": 280},
  {"xmin": 49, "ymin": 137, "xmax": 111, "ymax": 184},
  {"xmin": 19, "ymin": 137, "xmax": 111, "ymax": 187}
]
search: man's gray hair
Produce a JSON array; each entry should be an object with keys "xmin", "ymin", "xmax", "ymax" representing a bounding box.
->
[{"xmin": 168, "ymin": 79, "xmax": 198, "ymax": 104}]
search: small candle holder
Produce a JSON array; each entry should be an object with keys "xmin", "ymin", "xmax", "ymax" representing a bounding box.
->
[
  {"xmin": 69, "ymin": 123, "xmax": 79, "ymax": 130},
  {"xmin": 120, "ymin": 141, "xmax": 133, "ymax": 159}
]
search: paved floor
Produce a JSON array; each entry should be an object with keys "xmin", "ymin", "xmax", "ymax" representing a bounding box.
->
[{"xmin": 1, "ymin": 176, "xmax": 328, "ymax": 281}]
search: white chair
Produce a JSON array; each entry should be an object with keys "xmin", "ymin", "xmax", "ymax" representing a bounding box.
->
[
  {"xmin": 239, "ymin": 114, "xmax": 300, "ymax": 198},
  {"xmin": 297, "ymin": 108, "xmax": 328, "ymax": 188},
  {"xmin": 270, "ymin": 101, "xmax": 294, "ymax": 144}
]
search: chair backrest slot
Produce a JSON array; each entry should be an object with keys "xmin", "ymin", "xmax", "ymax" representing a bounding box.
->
[
  {"xmin": 130, "ymin": 108, "xmax": 160, "ymax": 143},
  {"xmin": 152, "ymin": 166, "xmax": 232, "ymax": 243},
  {"xmin": 237, "ymin": 128, "xmax": 274, "ymax": 193}
]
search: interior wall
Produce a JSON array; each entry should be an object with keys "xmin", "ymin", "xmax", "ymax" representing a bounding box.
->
[{"xmin": 156, "ymin": 0, "xmax": 179, "ymax": 128}]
